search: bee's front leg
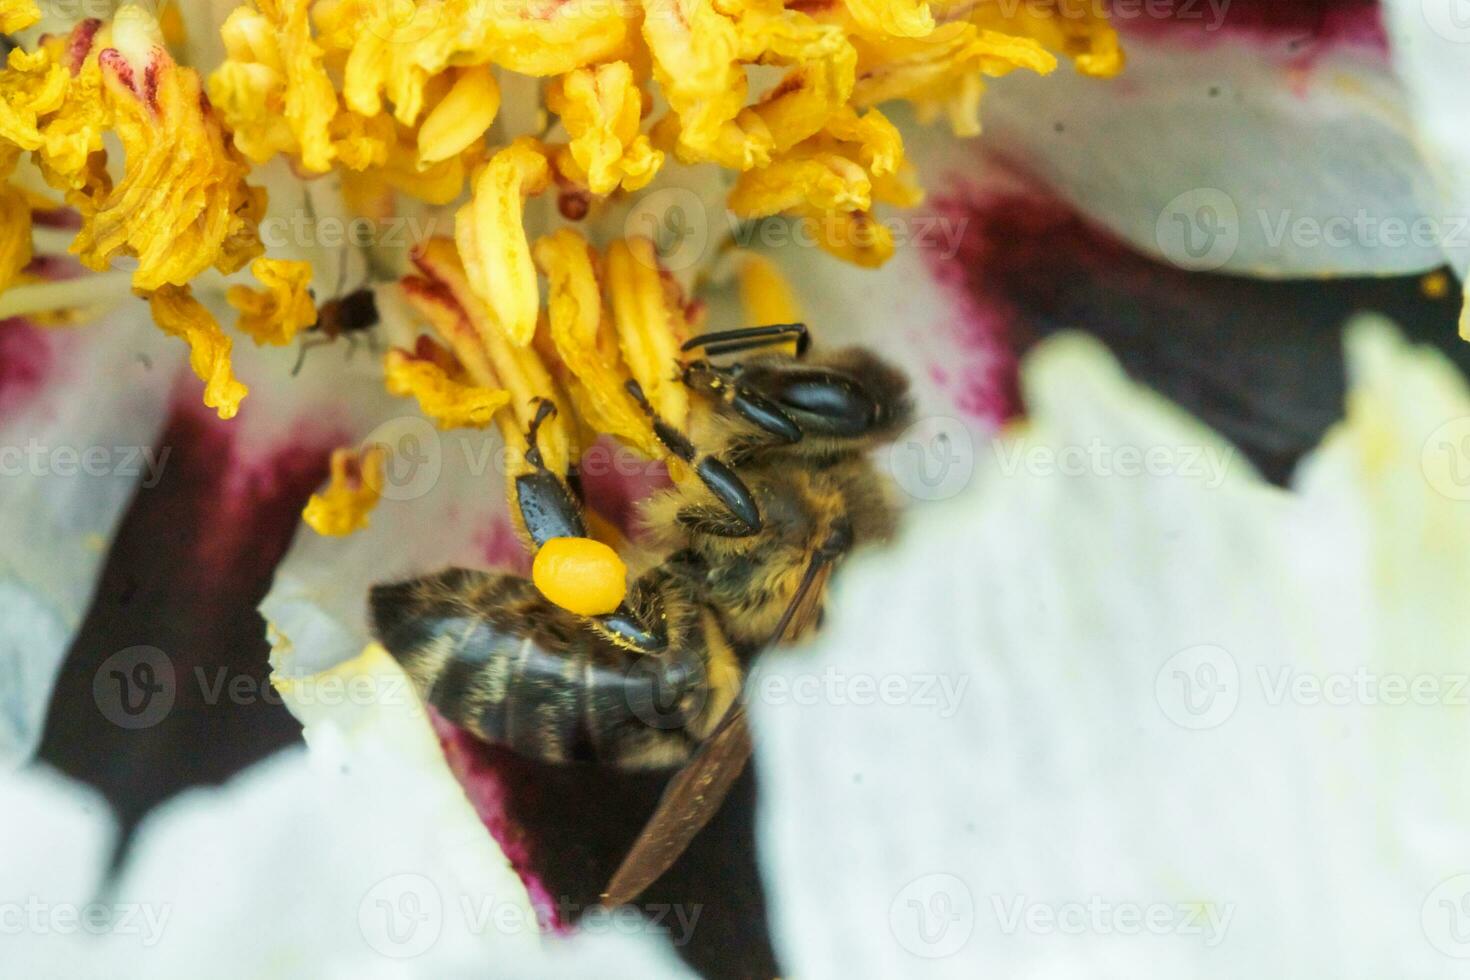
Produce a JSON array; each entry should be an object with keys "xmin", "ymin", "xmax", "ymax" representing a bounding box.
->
[{"xmin": 624, "ymin": 380, "xmax": 763, "ymax": 536}]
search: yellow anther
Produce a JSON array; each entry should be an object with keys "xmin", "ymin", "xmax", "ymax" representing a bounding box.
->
[
  {"xmin": 532, "ymin": 536, "xmax": 628, "ymax": 617},
  {"xmin": 535, "ymin": 228, "xmax": 662, "ymax": 458},
  {"xmin": 0, "ymin": 182, "xmax": 32, "ymax": 293},
  {"xmin": 0, "ymin": 0, "xmax": 39, "ymax": 33},
  {"xmin": 843, "ymin": 0, "xmax": 935, "ymax": 38},
  {"xmin": 384, "ymin": 345, "xmax": 511, "ymax": 430},
  {"xmin": 418, "ymin": 65, "xmax": 500, "ymax": 166},
  {"xmin": 144, "ymin": 284, "xmax": 250, "ymax": 420},
  {"xmin": 227, "ymin": 257, "xmax": 318, "ymax": 346},
  {"xmin": 302, "ymin": 444, "xmax": 388, "ymax": 537},
  {"xmin": 605, "ymin": 236, "xmax": 690, "ymax": 432},
  {"xmin": 454, "ymin": 137, "xmax": 550, "ymax": 347},
  {"xmin": 546, "ymin": 62, "xmax": 663, "ymax": 196}
]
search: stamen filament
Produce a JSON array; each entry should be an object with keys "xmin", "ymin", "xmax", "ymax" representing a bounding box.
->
[{"xmin": 0, "ymin": 270, "xmax": 134, "ymax": 320}]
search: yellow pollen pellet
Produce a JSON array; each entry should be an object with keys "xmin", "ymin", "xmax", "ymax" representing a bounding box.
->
[{"xmin": 532, "ymin": 536, "xmax": 628, "ymax": 616}]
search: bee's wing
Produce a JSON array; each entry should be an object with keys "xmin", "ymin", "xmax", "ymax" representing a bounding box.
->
[{"xmin": 600, "ymin": 554, "xmax": 835, "ymax": 908}]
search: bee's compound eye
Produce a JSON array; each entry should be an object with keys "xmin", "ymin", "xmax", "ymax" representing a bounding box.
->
[{"xmin": 768, "ymin": 371, "xmax": 878, "ymax": 436}]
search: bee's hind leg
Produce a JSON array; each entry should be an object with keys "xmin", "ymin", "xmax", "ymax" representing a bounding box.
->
[
  {"xmin": 512, "ymin": 400, "xmax": 668, "ymax": 653},
  {"xmin": 512, "ymin": 399, "xmax": 589, "ymax": 547}
]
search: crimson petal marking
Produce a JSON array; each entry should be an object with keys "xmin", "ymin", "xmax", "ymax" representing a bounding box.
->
[
  {"xmin": 923, "ymin": 177, "xmax": 1468, "ymax": 484},
  {"xmin": 37, "ymin": 398, "xmax": 341, "ymax": 835}
]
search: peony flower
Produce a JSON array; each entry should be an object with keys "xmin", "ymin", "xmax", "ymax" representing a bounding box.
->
[
  {"xmin": 7, "ymin": 317, "xmax": 1470, "ymax": 975},
  {"xmin": 4, "ymin": 0, "xmax": 1470, "ymax": 975}
]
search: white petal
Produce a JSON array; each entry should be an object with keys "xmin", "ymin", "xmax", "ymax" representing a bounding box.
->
[
  {"xmin": 0, "ymin": 765, "xmax": 114, "ymax": 902},
  {"xmin": 259, "ymin": 419, "xmax": 524, "ymax": 675},
  {"xmin": 0, "ymin": 313, "xmax": 180, "ymax": 766},
  {"xmin": 963, "ymin": 26, "xmax": 1443, "ymax": 277},
  {"xmin": 2, "ymin": 644, "xmax": 690, "ymax": 976},
  {"xmin": 103, "ymin": 743, "xmax": 683, "ymax": 976},
  {"xmin": 753, "ymin": 321, "xmax": 1470, "ymax": 976},
  {"xmin": 109, "ymin": 747, "xmax": 536, "ymax": 976},
  {"xmin": 1382, "ymin": 0, "xmax": 1470, "ymax": 321},
  {"xmin": 0, "ymin": 766, "xmax": 116, "ymax": 976}
]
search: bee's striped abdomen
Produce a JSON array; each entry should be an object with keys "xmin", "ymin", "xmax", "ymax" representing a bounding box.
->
[{"xmin": 369, "ymin": 568, "xmax": 709, "ymax": 768}]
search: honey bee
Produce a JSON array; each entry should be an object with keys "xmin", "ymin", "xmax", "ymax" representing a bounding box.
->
[{"xmin": 369, "ymin": 321, "xmax": 913, "ymax": 902}]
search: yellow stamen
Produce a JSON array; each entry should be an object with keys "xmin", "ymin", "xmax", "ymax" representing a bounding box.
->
[
  {"xmin": 302, "ymin": 444, "xmax": 387, "ymax": 537},
  {"xmin": 535, "ymin": 228, "xmax": 661, "ymax": 458},
  {"xmin": 227, "ymin": 257, "xmax": 318, "ymax": 346},
  {"xmin": 0, "ymin": 0, "xmax": 38, "ymax": 34},
  {"xmin": 546, "ymin": 62, "xmax": 664, "ymax": 196},
  {"xmin": 417, "ymin": 66, "xmax": 500, "ymax": 166},
  {"xmin": 738, "ymin": 253, "xmax": 803, "ymax": 330},
  {"xmin": 144, "ymin": 284, "xmax": 250, "ymax": 420},
  {"xmin": 454, "ymin": 137, "xmax": 550, "ymax": 347},
  {"xmin": 605, "ymin": 236, "xmax": 692, "ymax": 431},
  {"xmin": 384, "ymin": 344, "xmax": 511, "ymax": 430},
  {"xmin": 0, "ymin": 182, "xmax": 32, "ymax": 293}
]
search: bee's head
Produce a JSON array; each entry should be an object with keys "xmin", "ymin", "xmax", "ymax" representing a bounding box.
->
[{"xmin": 735, "ymin": 347, "xmax": 913, "ymax": 447}]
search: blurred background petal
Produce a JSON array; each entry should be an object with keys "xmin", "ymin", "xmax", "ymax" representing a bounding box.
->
[{"xmin": 754, "ymin": 322, "xmax": 1470, "ymax": 977}]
